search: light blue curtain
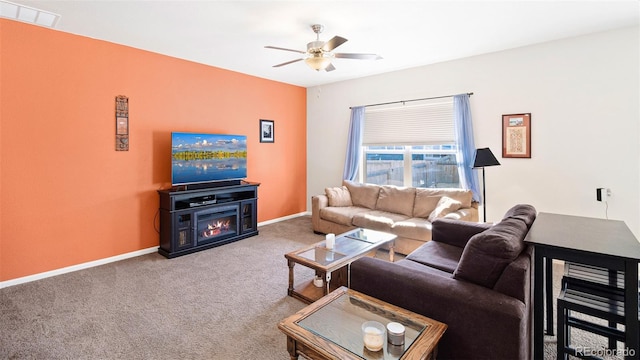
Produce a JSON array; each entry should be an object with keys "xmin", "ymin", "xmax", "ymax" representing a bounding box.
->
[
  {"xmin": 453, "ymin": 94, "xmax": 481, "ymax": 203},
  {"xmin": 343, "ymin": 106, "xmax": 365, "ymax": 181}
]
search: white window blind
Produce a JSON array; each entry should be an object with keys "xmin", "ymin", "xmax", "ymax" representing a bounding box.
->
[{"xmin": 363, "ymin": 98, "xmax": 454, "ymax": 146}]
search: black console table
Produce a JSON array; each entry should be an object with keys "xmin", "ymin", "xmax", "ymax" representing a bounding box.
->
[
  {"xmin": 157, "ymin": 181, "xmax": 259, "ymax": 258},
  {"xmin": 525, "ymin": 213, "xmax": 640, "ymax": 359}
]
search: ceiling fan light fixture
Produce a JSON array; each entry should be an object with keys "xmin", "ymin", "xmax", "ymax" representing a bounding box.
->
[
  {"xmin": 266, "ymin": 24, "xmax": 380, "ymax": 72},
  {"xmin": 305, "ymin": 55, "xmax": 332, "ymax": 71}
]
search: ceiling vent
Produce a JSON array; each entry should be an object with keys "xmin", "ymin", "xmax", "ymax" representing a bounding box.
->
[{"xmin": 0, "ymin": 0, "xmax": 60, "ymax": 28}]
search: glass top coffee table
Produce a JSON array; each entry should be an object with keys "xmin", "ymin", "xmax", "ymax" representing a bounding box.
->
[
  {"xmin": 285, "ymin": 228, "xmax": 396, "ymax": 303},
  {"xmin": 279, "ymin": 286, "xmax": 447, "ymax": 360}
]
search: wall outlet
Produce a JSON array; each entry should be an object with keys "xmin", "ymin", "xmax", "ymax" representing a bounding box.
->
[{"xmin": 596, "ymin": 188, "xmax": 610, "ymax": 202}]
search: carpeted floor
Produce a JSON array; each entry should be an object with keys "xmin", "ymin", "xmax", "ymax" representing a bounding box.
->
[
  {"xmin": 0, "ymin": 216, "xmax": 621, "ymax": 359},
  {"xmin": 1, "ymin": 216, "xmax": 321, "ymax": 360}
]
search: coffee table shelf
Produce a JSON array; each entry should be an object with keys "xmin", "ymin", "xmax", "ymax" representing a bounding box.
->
[{"xmin": 289, "ymin": 266, "xmax": 349, "ymax": 303}]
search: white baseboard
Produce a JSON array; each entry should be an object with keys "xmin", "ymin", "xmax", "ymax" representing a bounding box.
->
[
  {"xmin": 1, "ymin": 212, "xmax": 311, "ymax": 289},
  {"xmin": 0, "ymin": 247, "xmax": 159, "ymax": 289},
  {"xmin": 257, "ymin": 211, "xmax": 309, "ymax": 227}
]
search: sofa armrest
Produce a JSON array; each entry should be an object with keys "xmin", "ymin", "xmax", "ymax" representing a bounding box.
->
[
  {"xmin": 312, "ymin": 194, "xmax": 329, "ymax": 210},
  {"xmin": 431, "ymin": 218, "xmax": 492, "ymax": 248},
  {"xmin": 311, "ymin": 195, "xmax": 329, "ymax": 232},
  {"xmin": 350, "ymin": 257, "xmax": 529, "ymax": 359}
]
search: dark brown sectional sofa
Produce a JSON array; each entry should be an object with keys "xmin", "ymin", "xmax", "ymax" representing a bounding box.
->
[{"xmin": 350, "ymin": 204, "xmax": 537, "ymax": 359}]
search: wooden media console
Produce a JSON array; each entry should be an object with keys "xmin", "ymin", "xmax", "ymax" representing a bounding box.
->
[{"xmin": 157, "ymin": 181, "xmax": 259, "ymax": 258}]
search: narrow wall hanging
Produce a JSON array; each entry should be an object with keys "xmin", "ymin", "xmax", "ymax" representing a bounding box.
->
[{"xmin": 115, "ymin": 95, "xmax": 129, "ymax": 151}]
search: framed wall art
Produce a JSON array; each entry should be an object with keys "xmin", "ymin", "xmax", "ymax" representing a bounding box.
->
[
  {"xmin": 115, "ymin": 95, "xmax": 129, "ymax": 151},
  {"xmin": 502, "ymin": 113, "xmax": 531, "ymax": 158},
  {"xmin": 260, "ymin": 119, "xmax": 274, "ymax": 143}
]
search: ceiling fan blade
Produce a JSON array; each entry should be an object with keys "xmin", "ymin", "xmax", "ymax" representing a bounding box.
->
[
  {"xmin": 325, "ymin": 63, "xmax": 336, "ymax": 72},
  {"xmin": 322, "ymin": 36, "xmax": 348, "ymax": 52},
  {"xmin": 272, "ymin": 58, "xmax": 304, "ymax": 67},
  {"xmin": 334, "ymin": 53, "xmax": 383, "ymax": 60},
  {"xmin": 265, "ymin": 46, "xmax": 306, "ymax": 54}
]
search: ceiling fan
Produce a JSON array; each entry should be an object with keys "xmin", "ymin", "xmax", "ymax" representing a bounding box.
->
[{"xmin": 265, "ymin": 24, "xmax": 382, "ymax": 72}]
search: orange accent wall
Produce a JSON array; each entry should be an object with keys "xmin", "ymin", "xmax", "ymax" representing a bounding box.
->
[{"xmin": 0, "ymin": 20, "xmax": 307, "ymax": 282}]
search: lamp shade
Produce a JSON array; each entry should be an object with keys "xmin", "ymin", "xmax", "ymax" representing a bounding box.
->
[
  {"xmin": 305, "ymin": 55, "xmax": 331, "ymax": 71},
  {"xmin": 473, "ymin": 148, "xmax": 501, "ymax": 168}
]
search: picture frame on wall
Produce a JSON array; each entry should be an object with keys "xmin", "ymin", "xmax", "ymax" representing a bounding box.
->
[
  {"xmin": 115, "ymin": 95, "xmax": 129, "ymax": 151},
  {"xmin": 260, "ymin": 119, "xmax": 274, "ymax": 143},
  {"xmin": 502, "ymin": 113, "xmax": 531, "ymax": 158}
]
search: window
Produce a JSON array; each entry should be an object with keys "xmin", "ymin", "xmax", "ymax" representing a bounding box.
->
[
  {"xmin": 360, "ymin": 98, "xmax": 461, "ymax": 188},
  {"xmin": 363, "ymin": 145, "xmax": 460, "ymax": 188}
]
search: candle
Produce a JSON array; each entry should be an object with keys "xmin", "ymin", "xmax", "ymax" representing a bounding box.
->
[
  {"xmin": 362, "ymin": 323, "xmax": 385, "ymax": 351},
  {"xmin": 386, "ymin": 322, "xmax": 405, "ymax": 345},
  {"xmin": 325, "ymin": 233, "xmax": 335, "ymax": 249}
]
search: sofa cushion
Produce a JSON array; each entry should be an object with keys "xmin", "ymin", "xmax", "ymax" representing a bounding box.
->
[
  {"xmin": 325, "ymin": 186, "xmax": 353, "ymax": 207},
  {"xmin": 432, "ymin": 218, "xmax": 493, "ymax": 248},
  {"xmin": 413, "ymin": 188, "xmax": 473, "ymax": 218},
  {"xmin": 319, "ymin": 206, "xmax": 370, "ymax": 226},
  {"xmin": 503, "ymin": 204, "xmax": 537, "ymax": 228},
  {"xmin": 427, "ymin": 196, "xmax": 462, "ymax": 222},
  {"xmin": 406, "ymin": 241, "xmax": 463, "ymax": 273},
  {"xmin": 343, "ymin": 180, "xmax": 381, "ymax": 209},
  {"xmin": 391, "ymin": 217, "xmax": 433, "ymax": 241},
  {"xmin": 352, "ymin": 210, "xmax": 409, "ymax": 233},
  {"xmin": 376, "ymin": 186, "xmax": 416, "ymax": 217},
  {"xmin": 454, "ymin": 218, "xmax": 528, "ymax": 288}
]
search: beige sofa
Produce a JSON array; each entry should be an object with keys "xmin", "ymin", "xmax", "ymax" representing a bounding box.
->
[{"xmin": 312, "ymin": 180, "xmax": 479, "ymax": 255}]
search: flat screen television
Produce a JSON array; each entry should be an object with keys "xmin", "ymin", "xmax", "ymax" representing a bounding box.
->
[{"xmin": 171, "ymin": 132, "xmax": 247, "ymax": 186}]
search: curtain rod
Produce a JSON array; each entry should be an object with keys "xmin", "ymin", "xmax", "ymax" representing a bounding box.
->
[{"xmin": 349, "ymin": 92, "xmax": 473, "ymax": 109}]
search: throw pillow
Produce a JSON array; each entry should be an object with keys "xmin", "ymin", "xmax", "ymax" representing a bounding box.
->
[
  {"xmin": 427, "ymin": 196, "xmax": 462, "ymax": 222},
  {"xmin": 325, "ymin": 186, "xmax": 353, "ymax": 207},
  {"xmin": 413, "ymin": 189, "xmax": 472, "ymax": 218},
  {"xmin": 453, "ymin": 218, "xmax": 527, "ymax": 288}
]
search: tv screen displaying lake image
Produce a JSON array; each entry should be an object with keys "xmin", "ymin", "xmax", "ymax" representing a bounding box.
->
[{"xmin": 171, "ymin": 132, "xmax": 247, "ymax": 185}]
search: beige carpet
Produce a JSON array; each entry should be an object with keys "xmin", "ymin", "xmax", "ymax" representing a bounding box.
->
[
  {"xmin": 0, "ymin": 216, "xmax": 619, "ymax": 359},
  {"xmin": 1, "ymin": 216, "xmax": 321, "ymax": 359}
]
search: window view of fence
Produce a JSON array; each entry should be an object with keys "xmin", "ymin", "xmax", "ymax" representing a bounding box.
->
[
  {"xmin": 365, "ymin": 152, "xmax": 405, "ymax": 186},
  {"xmin": 364, "ymin": 145, "xmax": 460, "ymax": 188}
]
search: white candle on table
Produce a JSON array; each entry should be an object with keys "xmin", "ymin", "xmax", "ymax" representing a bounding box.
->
[
  {"xmin": 363, "ymin": 326, "xmax": 384, "ymax": 351},
  {"xmin": 325, "ymin": 233, "xmax": 335, "ymax": 249}
]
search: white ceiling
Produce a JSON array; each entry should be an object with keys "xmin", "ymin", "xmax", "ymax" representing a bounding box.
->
[{"xmin": 12, "ymin": 1, "xmax": 640, "ymax": 88}]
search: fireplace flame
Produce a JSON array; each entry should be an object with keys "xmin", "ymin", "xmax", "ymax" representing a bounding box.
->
[{"xmin": 202, "ymin": 219, "xmax": 231, "ymax": 238}]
